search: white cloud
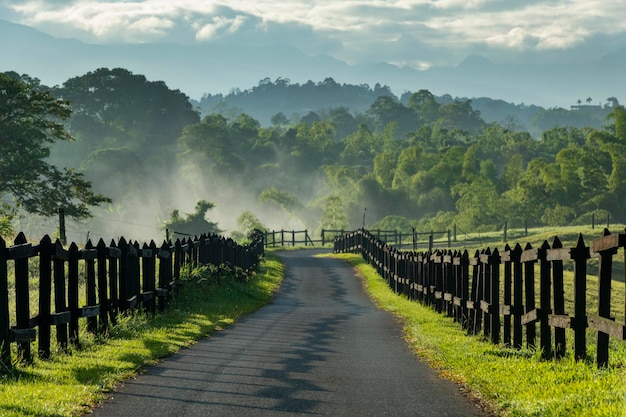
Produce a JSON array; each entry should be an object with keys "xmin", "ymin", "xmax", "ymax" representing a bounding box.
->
[
  {"xmin": 1, "ymin": 0, "xmax": 626, "ymax": 64},
  {"xmin": 486, "ymin": 27, "xmax": 539, "ymax": 50},
  {"xmin": 195, "ymin": 16, "xmax": 249, "ymax": 41}
]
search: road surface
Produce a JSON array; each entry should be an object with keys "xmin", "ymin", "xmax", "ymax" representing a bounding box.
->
[{"xmin": 88, "ymin": 249, "xmax": 486, "ymax": 416}]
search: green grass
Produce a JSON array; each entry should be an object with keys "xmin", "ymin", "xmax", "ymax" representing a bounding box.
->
[
  {"xmin": 0, "ymin": 254, "xmax": 284, "ymax": 417},
  {"xmin": 329, "ymin": 252, "xmax": 626, "ymax": 417}
]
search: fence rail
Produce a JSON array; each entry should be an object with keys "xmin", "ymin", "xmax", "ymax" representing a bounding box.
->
[
  {"xmin": 334, "ymin": 228, "xmax": 626, "ymax": 368},
  {"xmin": 264, "ymin": 228, "xmax": 453, "ymax": 249},
  {"xmin": 0, "ymin": 230, "xmax": 264, "ymax": 366}
]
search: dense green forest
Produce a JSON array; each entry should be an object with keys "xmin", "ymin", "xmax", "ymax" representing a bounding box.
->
[{"xmin": 2, "ymin": 68, "xmax": 625, "ymax": 242}]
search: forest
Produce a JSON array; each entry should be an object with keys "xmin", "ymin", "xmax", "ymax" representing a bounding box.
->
[{"xmin": 1, "ymin": 68, "xmax": 625, "ymax": 242}]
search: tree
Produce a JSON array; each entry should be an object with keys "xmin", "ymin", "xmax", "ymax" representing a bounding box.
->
[
  {"xmin": 318, "ymin": 195, "xmax": 348, "ymax": 232},
  {"xmin": 56, "ymin": 68, "xmax": 199, "ymax": 162},
  {"xmin": 407, "ymin": 89, "xmax": 439, "ymax": 123},
  {"xmin": 231, "ymin": 211, "xmax": 267, "ymax": 243},
  {"xmin": 367, "ymin": 95, "xmax": 420, "ymax": 136},
  {"xmin": 0, "ymin": 72, "xmax": 110, "ymax": 218},
  {"xmin": 271, "ymin": 112, "xmax": 288, "ymax": 128},
  {"xmin": 164, "ymin": 200, "xmax": 221, "ymax": 237},
  {"xmin": 178, "ymin": 114, "xmax": 244, "ymax": 175},
  {"xmin": 341, "ymin": 124, "xmax": 376, "ymax": 165},
  {"xmin": 435, "ymin": 100, "xmax": 484, "ymax": 133}
]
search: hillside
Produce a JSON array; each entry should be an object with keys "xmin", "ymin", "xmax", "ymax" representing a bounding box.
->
[{"xmin": 195, "ymin": 77, "xmax": 615, "ymax": 136}]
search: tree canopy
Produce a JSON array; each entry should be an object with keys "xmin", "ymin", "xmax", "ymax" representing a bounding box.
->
[
  {"xmin": 8, "ymin": 67, "xmax": 626, "ymax": 240},
  {"xmin": 0, "ymin": 72, "xmax": 110, "ymax": 218}
]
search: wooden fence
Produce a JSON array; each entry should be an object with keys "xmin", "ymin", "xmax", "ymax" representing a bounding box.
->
[
  {"xmin": 0, "ymin": 230, "xmax": 264, "ymax": 366},
  {"xmin": 264, "ymin": 228, "xmax": 451, "ymax": 248},
  {"xmin": 334, "ymin": 228, "xmax": 626, "ymax": 368}
]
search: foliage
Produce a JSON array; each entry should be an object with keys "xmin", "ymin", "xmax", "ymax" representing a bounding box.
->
[
  {"xmin": 0, "ymin": 214, "xmax": 14, "ymax": 238},
  {"xmin": 258, "ymin": 187, "xmax": 305, "ymax": 217},
  {"xmin": 370, "ymin": 215, "xmax": 416, "ymax": 232},
  {"xmin": 317, "ymin": 195, "xmax": 348, "ymax": 232},
  {"xmin": 28, "ymin": 66, "xmax": 626, "ymax": 234},
  {"xmin": 0, "ymin": 72, "xmax": 110, "ymax": 218},
  {"xmin": 231, "ymin": 211, "xmax": 268, "ymax": 242},
  {"xmin": 56, "ymin": 68, "xmax": 199, "ymax": 154},
  {"xmin": 164, "ymin": 200, "xmax": 222, "ymax": 237}
]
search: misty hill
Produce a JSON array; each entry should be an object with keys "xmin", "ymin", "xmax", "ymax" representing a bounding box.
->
[
  {"xmin": 196, "ymin": 77, "xmax": 614, "ymax": 136},
  {"xmin": 195, "ymin": 77, "xmax": 395, "ymax": 125},
  {"xmin": 2, "ymin": 18, "xmax": 626, "ymax": 109}
]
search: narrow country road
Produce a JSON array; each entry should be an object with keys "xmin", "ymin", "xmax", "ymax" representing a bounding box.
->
[{"xmin": 88, "ymin": 249, "xmax": 485, "ymax": 416}]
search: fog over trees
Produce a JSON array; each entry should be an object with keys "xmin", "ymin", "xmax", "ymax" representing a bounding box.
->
[{"xmin": 2, "ymin": 68, "xmax": 624, "ymax": 242}]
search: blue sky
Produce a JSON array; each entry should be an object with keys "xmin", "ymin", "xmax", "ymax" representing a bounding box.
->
[{"xmin": 2, "ymin": 0, "xmax": 625, "ymax": 69}]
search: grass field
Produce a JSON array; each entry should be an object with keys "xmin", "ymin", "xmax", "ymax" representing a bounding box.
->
[
  {"xmin": 0, "ymin": 253, "xmax": 284, "ymax": 417},
  {"xmin": 328, "ymin": 250, "xmax": 626, "ymax": 417},
  {"xmin": 2, "ymin": 224, "xmax": 625, "ymax": 416}
]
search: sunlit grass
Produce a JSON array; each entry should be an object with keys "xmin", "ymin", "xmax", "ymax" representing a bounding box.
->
[
  {"xmin": 329, "ymin": 252, "xmax": 626, "ymax": 417},
  {"xmin": 0, "ymin": 254, "xmax": 284, "ymax": 417}
]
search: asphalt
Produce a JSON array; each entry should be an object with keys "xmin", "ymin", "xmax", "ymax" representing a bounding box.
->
[{"xmin": 88, "ymin": 249, "xmax": 486, "ymax": 416}]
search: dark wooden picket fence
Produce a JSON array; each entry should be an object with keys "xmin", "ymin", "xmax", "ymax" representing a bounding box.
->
[
  {"xmin": 334, "ymin": 228, "xmax": 626, "ymax": 368},
  {"xmin": 0, "ymin": 230, "xmax": 264, "ymax": 366}
]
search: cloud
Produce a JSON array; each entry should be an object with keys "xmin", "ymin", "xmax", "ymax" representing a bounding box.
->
[{"xmin": 2, "ymin": 0, "xmax": 626, "ymax": 66}]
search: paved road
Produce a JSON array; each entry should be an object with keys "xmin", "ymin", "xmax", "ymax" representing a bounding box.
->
[{"xmin": 89, "ymin": 250, "xmax": 485, "ymax": 416}]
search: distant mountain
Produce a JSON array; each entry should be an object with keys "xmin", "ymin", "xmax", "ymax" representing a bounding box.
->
[{"xmin": 2, "ymin": 19, "xmax": 625, "ymax": 108}]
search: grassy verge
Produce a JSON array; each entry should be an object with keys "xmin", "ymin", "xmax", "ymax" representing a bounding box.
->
[
  {"xmin": 0, "ymin": 253, "xmax": 284, "ymax": 417},
  {"xmin": 330, "ymin": 253, "xmax": 626, "ymax": 417}
]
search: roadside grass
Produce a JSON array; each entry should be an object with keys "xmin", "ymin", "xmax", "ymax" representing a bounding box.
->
[
  {"xmin": 0, "ymin": 253, "xmax": 284, "ymax": 417},
  {"xmin": 330, "ymin": 252, "xmax": 626, "ymax": 417}
]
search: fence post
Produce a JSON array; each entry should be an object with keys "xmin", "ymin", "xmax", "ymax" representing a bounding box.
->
[
  {"xmin": 502, "ymin": 244, "xmax": 512, "ymax": 347},
  {"xmin": 503, "ymin": 221, "xmax": 508, "ymax": 243},
  {"xmin": 571, "ymin": 234, "xmax": 588, "ymax": 361},
  {"xmin": 591, "ymin": 229, "xmax": 621, "ymax": 367},
  {"xmin": 522, "ymin": 243, "xmax": 537, "ymax": 349},
  {"xmin": 525, "ymin": 220, "xmax": 528, "ymax": 236},
  {"xmin": 68, "ymin": 243, "xmax": 80, "ymax": 348},
  {"xmin": 118, "ymin": 237, "xmax": 130, "ymax": 314},
  {"xmin": 511, "ymin": 243, "xmax": 523, "ymax": 349},
  {"xmin": 0, "ymin": 237, "xmax": 9, "ymax": 365},
  {"xmin": 467, "ymin": 250, "xmax": 481, "ymax": 334},
  {"xmin": 96, "ymin": 239, "xmax": 110, "ymax": 335},
  {"xmin": 52, "ymin": 240, "xmax": 69, "ymax": 353},
  {"xmin": 13, "ymin": 232, "xmax": 32, "ymax": 362},
  {"xmin": 83, "ymin": 240, "xmax": 98, "ymax": 334},
  {"xmin": 158, "ymin": 240, "xmax": 173, "ymax": 311},
  {"xmin": 538, "ymin": 240, "xmax": 552, "ymax": 360},
  {"xmin": 550, "ymin": 237, "xmax": 566, "ymax": 359},
  {"xmin": 142, "ymin": 241, "xmax": 157, "ymax": 315},
  {"xmin": 443, "ymin": 251, "xmax": 454, "ymax": 317},
  {"xmin": 454, "ymin": 250, "xmax": 470, "ymax": 329},
  {"xmin": 481, "ymin": 249, "xmax": 492, "ymax": 341},
  {"xmin": 490, "ymin": 248, "xmax": 501, "ymax": 345},
  {"xmin": 108, "ymin": 240, "xmax": 120, "ymax": 326},
  {"xmin": 38, "ymin": 235, "xmax": 53, "ymax": 359},
  {"xmin": 58, "ymin": 208, "xmax": 67, "ymax": 246}
]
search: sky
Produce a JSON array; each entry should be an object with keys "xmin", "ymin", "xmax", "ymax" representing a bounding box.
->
[{"xmin": 1, "ymin": 0, "xmax": 626, "ymax": 70}]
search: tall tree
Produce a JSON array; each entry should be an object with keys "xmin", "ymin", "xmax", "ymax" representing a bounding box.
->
[
  {"xmin": 56, "ymin": 67, "xmax": 199, "ymax": 162},
  {"xmin": 0, "ymin": 72, "xmax": 110, "ymax": 218}
]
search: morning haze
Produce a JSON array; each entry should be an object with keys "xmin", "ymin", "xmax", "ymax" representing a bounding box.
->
[{"xmin": 2, "ymin": 0, "xmax": 626, "ymax": 244}]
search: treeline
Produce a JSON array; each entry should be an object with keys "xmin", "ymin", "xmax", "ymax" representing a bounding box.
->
[
  {"xmin": 4, "ymin": 68, "xmax": 626, "ymax": 240},
  {"xmin": 196, "ymin": 77, "xmax": 617, "ymax": 136}
]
